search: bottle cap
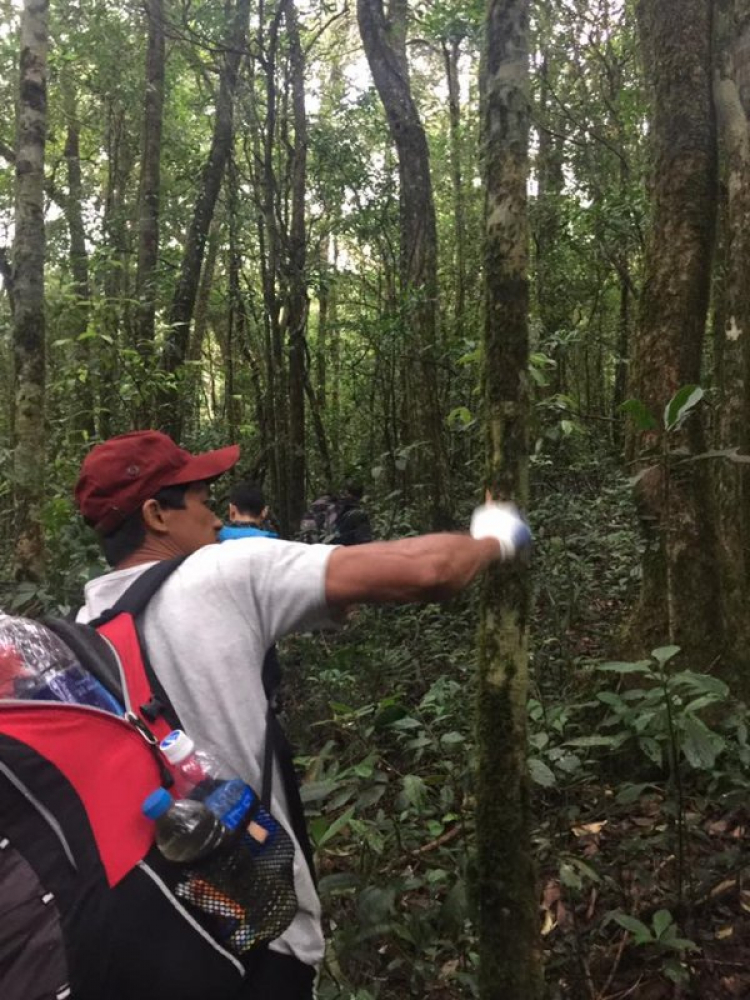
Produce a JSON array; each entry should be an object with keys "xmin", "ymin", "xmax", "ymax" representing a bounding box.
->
[
  {"xmin": 160, "ymin": 729, "xmax": 196, "ymax": 765},
  {"xmin": 142, "ymin": 788, "xmax": 174, "ymax": 820}
]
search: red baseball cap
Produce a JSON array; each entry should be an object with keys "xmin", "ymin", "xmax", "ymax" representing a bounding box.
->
[{"xmin": 75, "ymin": 430, "xmax": 240, "ymax": 534}]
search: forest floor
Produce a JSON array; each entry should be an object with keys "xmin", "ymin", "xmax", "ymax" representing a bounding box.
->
[{"xmin": 284, "ymin": 458, "xmax": 750, "ymax": 999}]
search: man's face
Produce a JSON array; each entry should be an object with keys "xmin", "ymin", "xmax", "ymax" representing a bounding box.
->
[{"xmin": 160, "ymin": 482, "xmax": 223, "ymax": 554}]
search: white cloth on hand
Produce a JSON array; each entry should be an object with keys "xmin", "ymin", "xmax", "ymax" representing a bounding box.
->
[{"xmin": 470, "ymin": 501, "xmax": 531, "ymax": 559}]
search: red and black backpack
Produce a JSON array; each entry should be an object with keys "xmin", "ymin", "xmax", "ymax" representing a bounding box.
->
[{"xmin": 0, "ymin": 559, "xmax": 311, "ymax": 1000}]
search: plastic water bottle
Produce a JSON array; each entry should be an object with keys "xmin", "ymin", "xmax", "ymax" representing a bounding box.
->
[
  {"xmin": 142, "ymin": 788, "xmax": 229, "ymax": 863},
  {"xmin": 0, "ymin": 614, "xmax": 123, "ymax": 714},
  {"xmin": 160, "ymin": 729, "xmax": 274, "ymax": 845}
]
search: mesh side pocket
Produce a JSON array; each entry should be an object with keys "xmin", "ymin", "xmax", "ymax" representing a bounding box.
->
[{"xmin": 174, "ymin": 822, "xmax": 297, "ymax": 953}]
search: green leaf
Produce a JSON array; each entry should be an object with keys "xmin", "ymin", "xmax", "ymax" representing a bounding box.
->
[
  {"xmin": 612, "ymin": 912, "xmax": 653, "ymax": 944},
  {"xmin": 446, "ymin": 406, "xmax": 473, "ymax": 429},
  {"xmin": 652, "ymin": 909, "xmax": 673, "ymax": 939},
  {"xmin": 651, "ymin": 645, "xmax": 681, "ymax": 666},
  {"xmin": 664, "ymin": 385, "xmax": 703, "ymax": 431},
  {"xmin": 559, "ymin": 862, "xmax": 582, "ymax": 890},
  {"xmin": 681, "ymin": 715, "xmax": 725, "ymax": 770},
  {"xmin": 620, "ymin": 398, "xmax": 657, "ymax": 431},
  {"xmin": 597, "ymin": 660, "xmax": 653, "ymax": 674},
  {"xmin": 440, "ymin": 730, "xmax": 465, "ymax": 746},
  {"xmin": 615, "ymin": 782, "xmax": 655, "ymax": 805},
  {"xmin": 528, "ymin": 758, "xmax": 556, "ymax": 787},
  {"xmin": 564, "ymin": 735, "xmax": 620, "ymax": 748},
  {"xmin": 315, "ymin": 806, "xmax": 356, "ymax": 847},
  {"xmin": 299, "ymin": 779, "xmax": 338, "ymax": 804}
]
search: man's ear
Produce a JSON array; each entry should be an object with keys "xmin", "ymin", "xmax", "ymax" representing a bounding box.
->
[
  {"xmin": 228, "ymin": 503, "xmax": 238, "ymax": 521},
  {"xmin": 141, "ymin": 498, "xmax": 170, "ymax": 534}
]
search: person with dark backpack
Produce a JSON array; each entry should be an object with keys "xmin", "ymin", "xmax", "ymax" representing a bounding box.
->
[
  {"xmin": 333, "ymin": 482, "xmax": 372, "ymax": 546},
  {"xmin": 299, "ymin": 483, "xmax": 372, "ymax": 546},
  {"xmin": 1, "ymin": 429, "xmax": 531, "ymax": 1000}
]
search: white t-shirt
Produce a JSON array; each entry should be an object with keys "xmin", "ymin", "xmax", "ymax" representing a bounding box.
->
[{"xmin": 77, "ymin": 537, "xmax": 336, "ymax": 967}]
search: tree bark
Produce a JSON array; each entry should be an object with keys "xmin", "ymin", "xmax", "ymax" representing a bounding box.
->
[
  {"xmin": 61, "ymin": 77, "xmax": 95, "ymax": 439},
  {"xmin": 134, "ymin": 0, "xmax": 166, "ymax": 359},
  {"xmin": 442, "ymin": 36, "xmax": 467, "ymax": 343},
  {"xmin": 12, "ymin": 0, "xmax": 48, "ymax": 583},
  {"xmin": 630, "ymin": 0, "xmax": 726, "ymax": 664},
  {"xmin": 357, "ymin": 0, "xmax": 450, "ymax": 529},
  {"xmin": 160, "ymin": 0, "xmax": 251, "ymax": 434},
  {"xmin": 477, "ymin": 2, "xmax": 542, "ymax": 998},
  {"xmin": 283, "ymin": 0, "xmax": 308, "ymax": 532}
]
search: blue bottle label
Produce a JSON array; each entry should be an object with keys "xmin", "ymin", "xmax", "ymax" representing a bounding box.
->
[{"xmin": 204, "ymin": 780, "xmax": 254, "ymax": 831}]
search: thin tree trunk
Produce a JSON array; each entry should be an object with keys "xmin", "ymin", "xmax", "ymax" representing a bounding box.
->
[
  {"xmin": 357, "ymin": 0, "xmax": 450, "ymax": 529},
  {"xmin": 443, "ymin": 37, "xmax": 467, "ymax": 342},
  {"xmin": 160, "ymin": 0, "xmax": 251, "ymax": 434},
  {"xmin": 134, "ymin": 0, "xmax": 166, "ymax": 360},
  {"xmin": 61, "ymin": 78, "xmax": 95, "ymax": 439},
  {"xmin": 12, "ymin": 0, "xmax": 48, "ymax": 582},
  {"xmin": 283, "ymin": 0, "xmax": 307, "ymax": 532},
  {"xmin": 476, "ymin": 1, "xmax": 542, "ymax": 998}
]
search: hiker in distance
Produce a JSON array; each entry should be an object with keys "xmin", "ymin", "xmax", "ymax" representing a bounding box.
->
[
  {"xmin": 219, "ymin": 480, "xmax": 279, "ymax": 541},
  {"xmin": 74, "ymin": 429, "xmax": 531, "ymax": 1000}
]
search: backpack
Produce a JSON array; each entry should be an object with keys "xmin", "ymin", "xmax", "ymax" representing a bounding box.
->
[
  {"xmin": 0, "ymin": 560, "xmax": 308, "ymax": 1000},
  {"xmin": 299, "ymin": 495, "xmax": 372, "ymax": 546},
  {"xmin": 299, "ymin": 495, "xmax": 340, "ymax": 544}
]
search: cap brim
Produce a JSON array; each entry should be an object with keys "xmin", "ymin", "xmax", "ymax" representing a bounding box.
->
[{"xmin": 164, "ymin": 444, "xmax": 240, "ymax": 486}]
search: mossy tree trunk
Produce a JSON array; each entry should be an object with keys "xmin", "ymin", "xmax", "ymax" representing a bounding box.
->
[
  {"xmin": 476, "ymin": 2, "xmax": 542, "ymax": 998},
  {"xmin": 630, "ymin": 0, "xmax": 727, "ymax": 667},
  {"xmin": 12, "ymin": 0, "xmax": 48, "ymax": 583}
]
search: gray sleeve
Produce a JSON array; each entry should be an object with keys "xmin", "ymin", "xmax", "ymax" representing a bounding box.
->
[{"xmin": 210, "ymin": 538, "xmax": 337, "ymax": 648}]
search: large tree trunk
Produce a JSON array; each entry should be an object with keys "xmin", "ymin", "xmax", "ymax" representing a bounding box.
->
[
  {"xmin": 159, "ymin": 0, "xmax": 251, "ymax": 435},
  {"xmin": 476, "ymin": 2, "xmax": 542, "ymax": 998},
  {"xmin": 12, "ymin": 0, "xmax": 48, "ymax": 583},
  {"xmin": 630, "ymin": 0, "xmax": 725, "ymax": 664},
  {"xmin": 713, "ymin": 0, "xmax": 750, "ymax": 690},
  {"xmin": 283, "ymin": 0, "xmax": 307, "ymax": 532},
  {"xmin": 134, "ymin": 0, "xmax": 166, "ymax": 358},
  {"xmin": 356, "ymin": 0, "xmax": 450, "ymax": 529}
]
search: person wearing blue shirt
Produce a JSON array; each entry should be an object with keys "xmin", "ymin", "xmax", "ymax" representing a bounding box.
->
[{"xmin": 219, "ymin": 481, "xmax": 279, "ymax": 541}]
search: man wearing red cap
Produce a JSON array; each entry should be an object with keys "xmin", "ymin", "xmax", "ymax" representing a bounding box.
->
[{"xmin": 75, "ymin": 430, "xmax": 530, "ymax": 998}]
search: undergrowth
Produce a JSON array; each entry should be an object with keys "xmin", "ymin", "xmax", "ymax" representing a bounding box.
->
[{"xmin": 282, "ymin": 458, "xmax": 750, "ymax": 999}]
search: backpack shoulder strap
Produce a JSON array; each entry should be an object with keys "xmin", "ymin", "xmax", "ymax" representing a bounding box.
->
[
  {"xmin": 91, "ymin": 557, "xmax": 187, "ymax": 737},
  {"xmin": 93, "ymin": 557, "xmax": 187, "ymax": 624}
]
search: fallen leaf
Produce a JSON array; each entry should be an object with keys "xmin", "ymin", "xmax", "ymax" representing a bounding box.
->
[
  {"xmin": 710, "ymin": 879, "xmax": 737, "ymax": 898},
  {"xmin": 572, "ymin": 820, "xmax": 608, "ymax": 837},
  {"xmin": 715, "ymin": 925, "xmax": 734, "ymax": 940}
]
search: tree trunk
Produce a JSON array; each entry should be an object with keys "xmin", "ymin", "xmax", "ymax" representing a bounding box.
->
[
  {"xmin": 442, "ymin": 36, "xmax": 467, "ymax": 343},
  {"xmin": 713, "ymin": 0, "xmax": 750, "ymax": 688},
  {"xmin": 630, "ymin": 0, "xmax": 726, "ymax": 665},
  {"xmin": 283, "ymin": 0, "xmax": 307, "ymax": 532},
  {"xmin": 477, "ymin": 2, "xmax": 542, "ymax": 998},
  {"xmin": 12, "ymin": 0, "xmax": 48, "ymax": 583},
  {"xmin": 184, "ymin": 220, "xmax": 221, "ymax": 436},
  {"xmin": 134, "ymin": 0, "xmax": 166, "ymax": 359},
  {"xmin": 357, "ymin": 0, "xmax": 450, "ymax": 529},
  {"xmin": 61, "ymin": 77, "xmax": 95, "ymax": 439},
  {"xmin": 160, "ymin": 0, "xmax": 251, "ymax": 434}
]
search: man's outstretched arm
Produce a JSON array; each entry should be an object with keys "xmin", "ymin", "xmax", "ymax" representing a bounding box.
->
[{"xmin": 325, "ymin": 533, "xmax": 505, "ymax": 608}]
